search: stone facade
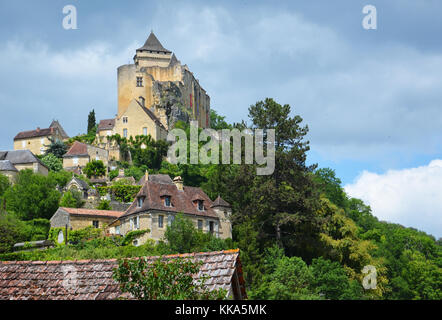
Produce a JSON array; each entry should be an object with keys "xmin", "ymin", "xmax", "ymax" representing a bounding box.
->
[
  {"xmin": 13, "ymin": 120, "xmax": 69, "ymax": 156},
  {"xmin": 109, "ymin": 174, "xmax": 232, "ymax": 245},
  {"xmin": 50, "ymin": 207, "xmax": 124, "ymax": 230},
  {"xmin": 63, "ymin": 141, "xmax": 109, "ymax": 173}
]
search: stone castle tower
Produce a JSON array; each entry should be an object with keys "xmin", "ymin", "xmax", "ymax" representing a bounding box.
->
[{"xmin": 117, "ymin": 32, "xmax": 211, "ymax": 130}]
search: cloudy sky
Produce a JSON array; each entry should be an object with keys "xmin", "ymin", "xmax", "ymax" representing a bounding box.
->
[{"xmin": 0, "ymin": 0, "xmax": 441, "ymax": 237}]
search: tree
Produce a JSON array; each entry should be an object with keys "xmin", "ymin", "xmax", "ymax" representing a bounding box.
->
[
  {"xmin": 45, "ymin": 139, "xmax": 68, "ymax": 158},
  {"xmin": 60, "ymin": 190, "xmax": 84, "ymax": 208},
  {"xmin": 210, "ymin": 109, "xmax": 231, "ymax": 130},
  {"xmin": 233, "ymin": 98, "xmax": 322, "ymax": 261},
  {"xmin": 313, "ymin": 168, "xmax": 347, "ymax": 208},
  {"xmin": 113, "ymin": 256, "xmax": 227, "ymax": 300},
  {"xmin": 164, "ymin": 213, "xmax": 201, "ymax": 254},
  {"xmin": 87, "ymin": 109, "xmax": 96, "ymax": 134},
  {"xmin": 0, "ymin": 174, "xmax": 10, "ymax": 199},
  {"xmin": 83, "ymin": 160, "xmax": 106, "ymax": 178},
  {"xmin": 3, "ymin": 170, "xmax": 61, "ymax": 220},
  {"xmin": 97, "ymin": 200, "xmax": 112, "ymax": 210},
  {"xmin": 41, "ymin": 153, "xmax": 63, "ymax": 171}
]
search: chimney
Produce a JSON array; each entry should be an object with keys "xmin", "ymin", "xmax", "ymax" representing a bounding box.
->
[
  {"xmin": 36, "ymin": 127, "xmax": 40, "ymax": 133},
  {"xmin": 119, "ymin": 168, "xmax": 124, "ymax": 177},
  {"xmin": 173, "ymin": 176, "xmax": 184, "ymax": 191},
  {"xmin": 145, "ymin": 170, "xmax": 149, "ymax": 182}
]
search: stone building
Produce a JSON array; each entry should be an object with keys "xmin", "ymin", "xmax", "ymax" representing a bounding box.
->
[
  {"xmin": 62, "ymin": 141, "xmax": 108, "ymax": 174},
  {"xmin": 108, "ymin": 173, "xmax": 232, "ymax": 245},
  {"xmin": 13, "ymin": 120, "xmax": 69, "ymax": 155},
  {"xmin": 66, "ymin": 176, "xmax": 90, "ymax": 199},
  {"xmin": 0, "ymin": 150, "xmax": 48, "ymax": 176},
  {"xmin": 95, "ymin": 32, "xmax": 211, "ymax": 160},
  {"xmin": 0, "ymin": 160, "xmax": 18, "ymax": 182},
  {"xmin": 50, "ymin": 207, "xmax": 124, "ymax": 230}
]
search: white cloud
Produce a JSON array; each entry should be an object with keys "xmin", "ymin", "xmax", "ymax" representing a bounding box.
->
[{"xmin": 344, "ymin": 160, "xmax": 442, "ymax": 238}]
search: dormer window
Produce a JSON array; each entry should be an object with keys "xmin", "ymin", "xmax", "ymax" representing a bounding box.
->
[
  {"xmin": 164, "ymin": 196, "xmax": 171, "ymax": 207},
  {"xmin": 197, "ymin": 200, "xmax": 204, "ymax": 211},
  {"xmin": 137, "ymin": 197, "xmax": 144, "ymax": 208}
]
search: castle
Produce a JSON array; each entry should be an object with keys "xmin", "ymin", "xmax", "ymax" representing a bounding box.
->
[{"xmin": 96, "ymin": 32, "xmax": 211, "ymax": 161}]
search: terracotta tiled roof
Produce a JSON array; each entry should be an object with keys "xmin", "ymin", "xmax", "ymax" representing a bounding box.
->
[
  {"xmin": 97, "ymin": 119, "xmax": 115, "ymax": 131},
  {"xmin": 122, "ymin": 180, "xmax": 218, "ymax": 219},
  {"xmin": 63, "ymin": 141, "xmax": 88, "ymax": 158},
  {"xmin": 0, "ymin": 249, "xmax": 247, "ymax": 300},
  {"xmin": 14, "ymin": 127, "xmax": 54, "ymax": 141},
  {"xmin": 59, "ymin": 207, "xmax": 124, "ymax": 219}
]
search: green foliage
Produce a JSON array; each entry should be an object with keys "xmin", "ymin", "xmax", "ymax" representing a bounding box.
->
[
  {"xmin": 113, "ymin": 257, "xmax": 227, "ymax": 300},
  {"xmin": 121, "ymin": 230, "xmax": 149, "ymax": 246},
  {"xmin": 0, "ymin": 215, "xmax": 50, "ymax": 253},
  {"xmin": 83, "ymin": 160, "xmax": 106, "ymax": 178},
  {"xmin": 164, "ymin": 213, "xmax": 234, "ymax": 254},
  {"xmin": 210, "ymin": 109, "xmax": 232, "ymax": 130},
  {"xmin": 87, "ymin": 109, "xmax": 96, "ymax": 134},
  {"xmin": 124, "ymin": 166, "xmax": 146, "ymax": 181},
  {"xmin": 97, "ymin": 199, "xmax": 112, "ymax": 210},
  {"xmin": 3, "ymin": 169, "xmax": 61, "ymax": 220},
  {"xmin": 69, "ymin": 226, "xmax": 103, "ymax": 245},
  {"xmin": 97, "ymin": 185, "xmax": 142, "ymax": 203},
  {"xmin": 109, "ymin": 169, "xmax": 119, "ymax": 181},
  {"xmin": 48, "ymin": 170, "xmax": 73, "ymax": 189},
  {"xmin": 0, "ymin": 174, "xmax": 11, "ymax": 198},
  {"xmin": 41, "ymin": 153, "xmax": 63, "ymax": 172},
  {"xmin": 60, "ymin": 190, "xmax": 84, "ymax": 208},
  {"xmin": 44, "ymin": 139, "xmax": 68, "ymax": 159}
]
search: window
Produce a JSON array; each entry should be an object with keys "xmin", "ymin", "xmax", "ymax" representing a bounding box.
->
[
  {"xmin": 158, "ymin": 215, "xmax": 164, "ymax": 228},
  {"xmin": 40, "ymin": 138, "xmax": 45, "ymax": 145},
  {"xmin": 143, "ymin": 127, "xmax": 147, "ymax": 136},
  {"xmin": 73, "ymin": 157, "xmax": 79, "ymax": 165},
  {"xmin": 123, "ymin": 129, "xmax": 128, "ymax": 138},
  {"xmin": 115, "ymin": 225, "xmax": 120, "ymax": 235},
  {"xmin": 136, "ymin": 77, "xmax": 143, "ymax": 87},
  {"xmin": 22, "ymin": 141, "xmax": 26, "ymax": 148},
  {"xmin": 197, "ymin": 200, "xmax": 204, "ymax": 211},
  {"xmin": 133, "ymin": 240, "xmax": 139, "ymax": 246},
  {"xmin": 137, "ymin": 197, "xmax": 144, "ymax": 208},
  {"xmin": 164, "ymin": 196, "xmax": 171, "ymax": 207},
  {"xmin": 93, "ymin": 220, "xmax": 99, "ymax": 228},
  {"xmin": 131, "ymin": 216, "xmax": 139, "ymax": 230},
  {"xmin": 209, "ymin": 221, "xmax": 214, "ymax": 234},
  {"xmin": 123, "ymin": 117, "xmax": 128, "ymax": 124},
  {"xmin": 198, "ymin": 220, "xmax": 203, "ymax": 230}
]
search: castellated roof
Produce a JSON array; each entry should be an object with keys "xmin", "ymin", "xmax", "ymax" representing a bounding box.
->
[
  {"xmin": 0, "ymin": 249, "xmax": 247, "ymax": 300},
  {"xmin": 137, "ymin": 31, "xmax": 172, "ymax": 53}
]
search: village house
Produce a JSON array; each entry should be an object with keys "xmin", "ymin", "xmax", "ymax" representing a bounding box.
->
[
  {"xmin": 50, "ymin": 207, "xmax": 124, "ymax": 230},
  {"xmin": 13, "ymin": 120, "xmax": 69, "ymax": 155},
  {"xmin": 0, "ymin": 160, "xmax": 18, "ymax": 183},
  {"xmin": 0, "ymin": 249, "xmax": 247, "ymax": 300},
  {"xmin": 0, "ymin": 150, "xmax": 49, "ymax": 176},
  {"xmin": 62, "ymin": 141, "xmax": 109, "ymax": 174},
  {"xmin": 108, "ymin": 173, "xmax": 232, "ymax": 245}
]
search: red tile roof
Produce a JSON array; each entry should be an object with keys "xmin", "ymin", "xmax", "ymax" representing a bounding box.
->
[
  {"xmin": 59, "ymin": 207, "xmax": 124, "ymax": 219},
  {"xmin": 0, "ymin": 250, "xmax": 246, "ymax": 300},
  {"xmin": 63, "ymin": 141, "xmax": 88, "ymax": 157},
  {"xmin": 14, "ymin": 127, "xmax": 54, "ymax": 141},
  {"xmin": 122, "ymin": 180, "xmax": 219, "ymax": 218}
]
